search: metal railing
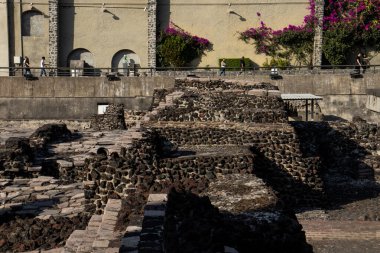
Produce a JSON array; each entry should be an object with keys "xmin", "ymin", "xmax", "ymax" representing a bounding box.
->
[{"xmin": 1, "ymin": 64, "xmax": 379, "ymax": 78}]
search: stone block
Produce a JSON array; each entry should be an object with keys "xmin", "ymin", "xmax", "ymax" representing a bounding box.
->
[
  {"xmin": 92, "ymin": 239, "xmax": 110, "ymax": 248},
  {"xmin": 144, "ymin": 210, "xmax": 165, "ymax": 217}
]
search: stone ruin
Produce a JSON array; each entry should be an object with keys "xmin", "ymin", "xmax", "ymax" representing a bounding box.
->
[{"xmin": 0, "ymin": 78, "xmax": 379, "ymax": 252}]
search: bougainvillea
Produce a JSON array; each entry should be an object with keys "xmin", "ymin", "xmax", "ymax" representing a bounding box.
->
[
  {"xmin": 240, "ymin": 0, "xmax": 380, "ymax": 66},
  {"xmin": 239, "ymin": 4, "xmax": 315, "ymax": 66},
  {"xmin": 157, "ymin": 23, "xmax": 212, "ymax": 67}
]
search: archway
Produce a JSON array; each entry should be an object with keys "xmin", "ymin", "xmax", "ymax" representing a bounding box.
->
[
  {"xmin": 67, "ymin": 48, "xmax": 95, "ymax": 76},
  {"xmin": 111, "ymin": 49, "xmax": 141, "ymax": 74}
]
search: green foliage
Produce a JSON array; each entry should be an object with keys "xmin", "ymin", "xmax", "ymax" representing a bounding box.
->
[
  {"xmin": 218, "ymin": 58, "xmax": 254, "ymax": 70},
  {"xmin": 157, "ymin": 28, "xmax": 211, "ymax": 67},
  {"xmin": 262, "ymin": 58, "xmax": 291, "ymax": 69},
  {"xmin": 361, "ymin": 28, "xmax": 380, "ymax": 52},
  {"xmin": 322, "ymin": 25, "xmax": 354, "ymax": 65},
  {"xmin": 157, "ymin": 35, "xmax": 193, "ymax": 67},
  {"xmin": 274, "ymin": 30, "xmax": 314, "ymax": 66}
]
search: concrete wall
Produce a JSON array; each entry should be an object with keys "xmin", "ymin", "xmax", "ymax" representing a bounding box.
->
[
  {"xmin": 59, "ymin": 0, "xmax": 149, "ymax": 68},
  {"xmin": 0, "ymin": 76, "xmax": 175, "ymax": 120},
  {"xmin": 269, "ymin": 73, "xmax": 380, "ymax": 123},
  {"xmin": 366, "ymin": 95, "xmax": 380, "ymax": 113},
  {"xmin": 0, "ymin": 2, "xmax": 9, "ymax": 76}
]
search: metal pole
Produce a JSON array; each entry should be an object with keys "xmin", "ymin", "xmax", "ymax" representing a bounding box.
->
[
  {"xmin": 311, "ymin": 99, "xmax": 314, "ymax": 121},
  {"xmin": 305, "ymin": 99, "xmax": 309, "ymax": 121}
]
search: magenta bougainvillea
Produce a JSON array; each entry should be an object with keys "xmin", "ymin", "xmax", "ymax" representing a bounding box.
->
[
  {"xmin": 323, "ymin": 0, "xmax": 380, "ymax": 31},
  {"xmin": 158, "ymin": 23, "xmax": 212, "ymax": 67},
  {"xmin": 164, "ymin": 27, "xmax": 211, "ymax": 50},
  {"xmin": 240, "ymin": 0, "xmax": 380, "ymax": 66}
]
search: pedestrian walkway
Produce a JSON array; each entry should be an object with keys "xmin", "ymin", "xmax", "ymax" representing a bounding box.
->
[
  {"xmin": 300, "ymin": 220, "xmax": 380, "ymax": 241},
  {"xmin": 299, "ymin": 219, "xmax": 380, "ymax": 253}
]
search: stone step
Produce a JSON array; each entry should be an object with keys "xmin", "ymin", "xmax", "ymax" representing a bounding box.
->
[
  {"xmin": 137, "ymin": 194, "xmax": 167, "ymax": 253},
  {"xmin": 64, "ymin": 198, "xmax": 123, "ymax": 253},
  {"xmin": 120, "ymin": 226, "xmax": 142, "ymax": 253}
]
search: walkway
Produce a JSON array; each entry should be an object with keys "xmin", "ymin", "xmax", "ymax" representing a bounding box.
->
[{"xmin": 299, "ymin": 219, "xmax": 380, "ymax": 253}]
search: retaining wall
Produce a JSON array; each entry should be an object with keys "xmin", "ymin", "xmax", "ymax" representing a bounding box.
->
[{"xmin": 0, "ymin": 76, "xmax": 175, "ymax": 120}]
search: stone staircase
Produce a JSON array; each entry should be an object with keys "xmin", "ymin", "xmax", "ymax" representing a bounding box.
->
[
  {"xmin": 143, "ymin": 91, "xmax": 184, "ymax": 121},
  {"xmin": 64, "ymin": 199, "xmax": 122, "ymax": 253},
  {"xmin": 120, "ymin": 194, "xmax": 167, "ymax": 253},
  {"xmin": 63, "ymin": 194, "xmax": 168, "ymax": 253}
]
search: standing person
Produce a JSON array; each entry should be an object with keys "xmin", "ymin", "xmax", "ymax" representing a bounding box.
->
[
  {"xmin": 356, "ymin": 52, "xmax": 364, "ymax": 74},
  {"xmin": 220, "ymin": 59, "xmax": 226, "ymax": 76},
  {"xmin": 239, "ymin": 56, "xmax": 245, "ymax": 75},
  {"xmin": 23, "ymin": 56, "xmax": 31, "ymax": 76},
  {"xmin": 40, "ymin": 56, "xmax": 47, "ymax": 76}
]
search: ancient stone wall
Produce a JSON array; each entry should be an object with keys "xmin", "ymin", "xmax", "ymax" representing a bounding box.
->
[
  {"xmin": 292, "ymin": 120, "xmax": 380, "ymax": 181},
  {"xmin": 164, "ymin": 189, "xmax": 312, "ymax": 253},
  {"xmin": 82, "ymin": 124, "xmax": 325, "ymax": 211},
  {"xmin": 175, "ymin": 79, "xmax": 279, "ymax": 91},
  {"xmin": 150, "ymin": 91, "xmax": 287, "ymax": 123},
  {"xmin": 83, "ymin": 132, "xmax": 158, "ymax": 213},
  {"xmin": 90, "ymin": 104, "xmax": 127, "ymax": 131},
  {"xmin": 0, "ymin": 213, "xmax": 90, "ymax": 252},
  {"xmin": 0, "ymin": 124, "xmax": 72, "ymax": 179}
]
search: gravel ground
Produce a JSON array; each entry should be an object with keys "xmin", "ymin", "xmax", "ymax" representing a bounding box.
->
[{"xmin": 309, "ymin": 240, "xmax": 380, "ymax": 253}]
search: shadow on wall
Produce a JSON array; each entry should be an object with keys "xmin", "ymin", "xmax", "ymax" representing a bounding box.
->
[
  {"xmin": 291, "ymin": 121, "xmax": 380, "ymax": 208},
  {"xmin": 250, "ymin": 145, "xmax": 326, "ymax": 210},
  {"xmin": 164, "ymin": 189, "xmax": 313, "ymax": 253},
  {"xmin": 59, "ymin": 0, "xmax": 74, "ymax": 68},
  {"xmin": 157, "ymin": 0, "xmax": 171, "ymax": 31}
]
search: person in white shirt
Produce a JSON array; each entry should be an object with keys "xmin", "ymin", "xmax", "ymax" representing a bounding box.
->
[
  {"xmin": 220, "ymin": 59, "xmax": 226, "ymax": 76},
  {"xmin": 40, "ymin": 56, "xmax": 47, "ymax": 76}
]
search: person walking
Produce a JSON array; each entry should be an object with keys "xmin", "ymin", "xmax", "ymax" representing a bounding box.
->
[
  {"xmin": 23, "ymin": 56, "xmax": 31, "ymax": 76},
  {"xmin": 220, "ymin": 59, "xmax": 226, "ymax": 76},
  {"xmin": 356, "ymin": 52, "xmax": 365, "ymax": 74},
  {"xmin": 239, "ymin": 56, "xmax": 245, "ymax": 75},
  {"xmin": 40, "ymin": 56, "xmax": 47, "ymax": 76}
]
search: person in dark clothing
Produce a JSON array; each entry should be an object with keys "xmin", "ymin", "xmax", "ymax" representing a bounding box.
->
[
  {"xmin": 239, "ymin": 57, "xmax": 245, "ymax": 75},
  {"xmin": 355, "ymin": 53, "xmax": 365, "ymax": 74},
  {"xmin": 23, "ymin": 56, "xmax": 31, "ymax": 76}
]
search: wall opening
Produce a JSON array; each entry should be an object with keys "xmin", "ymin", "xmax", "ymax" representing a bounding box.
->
[{"xmin": 97, "ymin": 104, "xmax": 109, "ymax": 115}]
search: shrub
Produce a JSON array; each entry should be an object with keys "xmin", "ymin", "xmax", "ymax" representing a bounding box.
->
[
  {"xmin": 218, "ymin": 58, "xmax": 254, "ymax": 71},
  {"xmin": 157, "ymin": 26, "xmax": 212, "ymax": 67},
  {"xmin": 262, "ymin": 58, "xmax": 291, "ymax": 69}
]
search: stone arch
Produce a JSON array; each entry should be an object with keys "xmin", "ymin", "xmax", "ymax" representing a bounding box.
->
[
  {"xmin": 111, "ymin": 49, "xmax": 141, "ymax": 72},
  {"xmin": 22, "ymin": 10, "xmax": 45, "ymax": 36},
  {"xmin": 67, "ymin": 48, "xmax": 94, "ymax": 67},
  {"xmin": 67, "ymin": 48, "xmax": 96, "ymax": 75}
]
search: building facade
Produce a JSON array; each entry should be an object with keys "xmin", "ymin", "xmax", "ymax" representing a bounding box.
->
[{"xmin": 0, "ymin": 0, "xmax": 312, "ymax": 76}]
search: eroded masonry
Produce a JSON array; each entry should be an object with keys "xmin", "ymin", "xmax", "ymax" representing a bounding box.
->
[{"xmin": 1, "ymin": 79, "xmax": 379, "ymax": 253}]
